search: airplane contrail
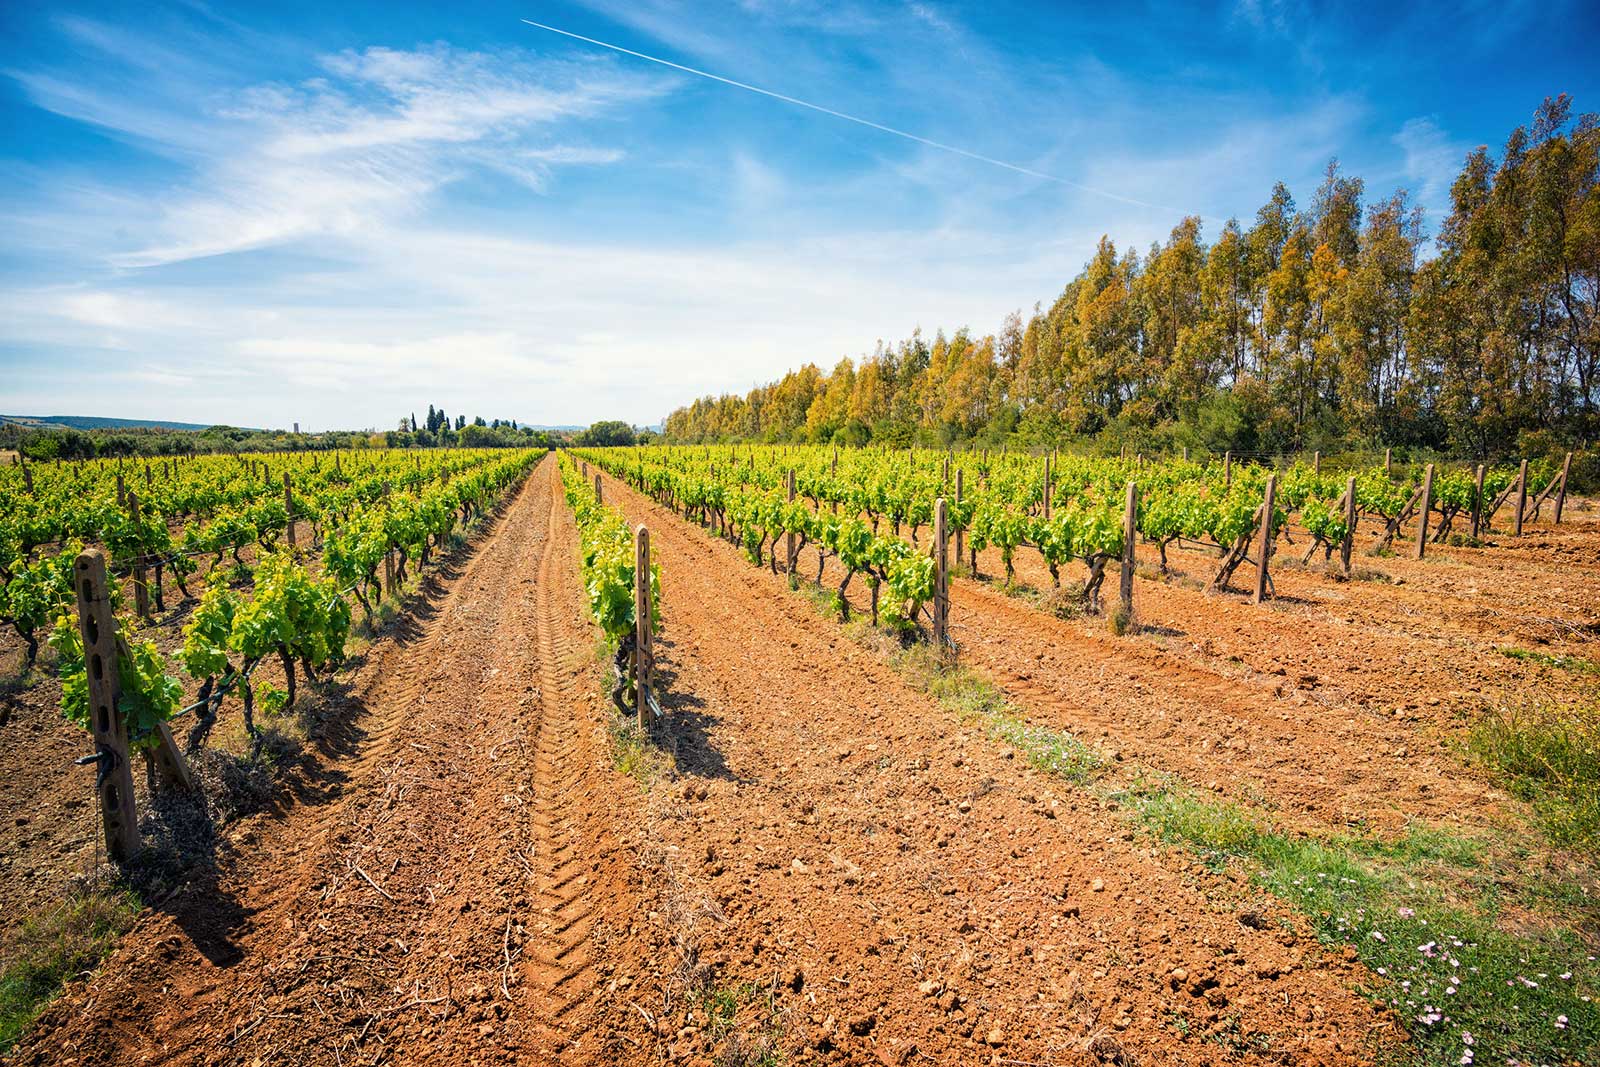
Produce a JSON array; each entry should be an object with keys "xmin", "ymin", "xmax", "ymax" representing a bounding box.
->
[{"xmin": 520, "ymin": 18, "xmax": 1183, "ymax": 215}]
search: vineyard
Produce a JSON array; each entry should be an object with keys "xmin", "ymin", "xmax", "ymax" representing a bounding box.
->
[{"xmin": 1, "ymin": 446, "xmax": 1597, "ymax": 1067}]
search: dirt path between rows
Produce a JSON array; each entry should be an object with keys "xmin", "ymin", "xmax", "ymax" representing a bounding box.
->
[
  {"xmin": 595, "ymin": 467, "xmax": 1393, "ymax": 1065},
  {"xmin": 12, "ymin": 457, "xmax": 639, "ymax": 1067}
]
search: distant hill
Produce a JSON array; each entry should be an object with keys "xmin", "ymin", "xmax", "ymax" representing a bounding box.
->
[{"xmin": 2, "ymin": 414, "xmax": 258, "ymax": 432}]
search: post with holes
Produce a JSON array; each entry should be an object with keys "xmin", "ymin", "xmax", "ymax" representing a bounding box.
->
[
  {"xmin": 634, "ymin": 525, "xmax": 652, "ymax": 730},
  {"xmin": 284, "ymin": 473, "xmax": 296, "ymax": 549},
  {"xmin": 73, "ymin": 550, "xmax": 140, "ymax": 863},
  {"xmin": 933, "ymin": 498, "xmax": 949, "ymax": 653},
  {"xmin": 1253, "ymin": 475, "xmax": 1277, "ymax": 605},
  {"xmin": 1119, "ymin": 481, "xmax": 1137, "ymax": 618},
  {"xmin": 127, "ymin": 491, "xmax": 150, "ymax": 620},
  {"xmin": 1414, "ymin": 463, "xmax": 1435, "ymax": 559},
  {"xmin": 1554, "ymin": 452, "xmax": 1573, "ymax": 524},
  {"xmin": 1471, "ymin": 464, "xmax": 1486, "ymax": 539},
  {"xmin": 1341, "ymin": 475, "xmax": 1357, "ymax": 576},
  {"xmin": 785, "ymin": 469, "xmax": 798, "ymax": 582},
  {"xmin": 954, "ymin": 468, "xmax": 965, "ymax": 571},
  {"xmin": 1224, "ymin": 451, "xmax": 1232, "ymax": 486},
  {"xmin": 1513, "ymin": 459, "xmax": 1528, "ymax": 537}
]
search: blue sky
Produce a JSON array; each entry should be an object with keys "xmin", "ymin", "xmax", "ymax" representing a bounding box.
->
[{"xmin": 2, "ymin": 1, "xmax": 1596, "ymax": 431}]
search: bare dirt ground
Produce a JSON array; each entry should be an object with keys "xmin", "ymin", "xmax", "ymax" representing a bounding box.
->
[
  {"xmin": 947, "ymin": 505, "xmax": 1600, "ymax": 835},
  {"xmin": 0, "ymin": 514, "xmax": 331, "ymax": 942},
  {"xmin": 4, "ymin": 460, "xmax": 1594, "ymax": 1065},
  {"xmin": 590, "ymin": 468, "xmax": 1393, "ymax": 1065},
  {"xmin": 7, "ymin": 458, "xmax": 641, "ymax": 1066}
]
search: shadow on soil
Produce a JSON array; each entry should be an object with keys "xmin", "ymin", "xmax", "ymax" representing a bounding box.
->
[
  {"xmin": 121, "ymin": 496, "xmax": 509, "ymax": 969},
  {"xmin": 648, "ymin": 636, "xmax": 735, "ymax": 783}
]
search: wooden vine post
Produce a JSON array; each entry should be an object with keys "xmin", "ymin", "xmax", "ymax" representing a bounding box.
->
[
  {"xmin": 1513, "ymin": 459, "xmax": 1528, "ymax": 537},
  {"xmin": 127, "ymin": 491, "xmax": 150, "ymax": 620},
  {"xmin": 1252, "ymin": 475, "xmax": 1276, "ymax": 605},
  {"xmin": 72, "ymin": 550, "xmax": 140, "ymax": 863},
  {"xmin": 932, "ymin": 498, "xmax": 949, "ymax": 652},
  {"xmin": 594, "ymin": 473, "xmax": 603, "ymax": 505},
  {"xmin": 634, "ymin": 525, "xmax": 652, "ymax": 729},
  {"xmin": 1340, "ymin": 475, "xmax": 1357, "ymax": 576},
  {"xmin": 1414, "ymin": 463, "xmax": 1435, "ymax": 559},
  {"xmin": 284, "ymin": 473, "xmax": 296, "ymax": 549},
  {"xmin": 20, "ymin": 453, "xmax": 32, "ymax": 493},
  {"xmin": 1223, "ymin": 451, "xmax": 1232, "ymax": 486},
  {"xmin": 1384, "ymin": 448, "xmax": 1392, "ymax": 476},
  {"xmin": 953, "ymin": 468, "xmax": 965, "ymax": 569},
  {"xmin": 1313, "ymin": 450, "xmax": 1321, "ymax": 475},
  {"xmin": 1554, "ymin": 452, "xmax": 1573, "ymax": 524},
  {"xmin": 1042, "ymin": 454, "xmax": 1052, "ymax": 519},
  {"xmin": 1181, "ymin": 446, "xmax": 1189, "ymax": 462},
  {"xmin": 785, "ymin": 469, "xmax": 798, "ymax": 583},
  {"xmin": 1471, "ymin": 464, "xmax": 1486, "ymax": 539},
  {"xmin": 1119, "ymin": 481, "xmax": 1137, "ymax": 618}
]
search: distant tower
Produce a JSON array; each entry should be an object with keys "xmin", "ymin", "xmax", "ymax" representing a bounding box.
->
[{"xmin": 293, "ymin": 422, "xmax": 300, "ymax": 433}]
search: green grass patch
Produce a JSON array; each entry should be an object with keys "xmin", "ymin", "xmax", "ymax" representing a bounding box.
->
[
  {"xmin": 694, "ymin": 980, "xmax": 785, "ymax": 1067},
  {"xmin": 1496, "ymin": 647, "xmax": 1600, "ymax": 675},
  {"xmin": 885, "ymin": 643, "xmax": 1105, "ymax": 786},
  {"xmin": 1112, "ymin": 778, "xmax": 1598, "ymax": 1067},
  {"xmin": 0, "ymin": 887, "xmax": 139, "ymax": 1052},
  {"xmin": 1468, "ymin": 703, "xmax": 1600, "ymax": 848},
  {"xmin": 609, "ymin": 715, "xmax": 667, "ymax": 787}
]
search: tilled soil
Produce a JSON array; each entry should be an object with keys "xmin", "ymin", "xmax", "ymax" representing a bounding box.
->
[
  {"xmin": 590, "ymin": 469, "xmax": 1393, "ymax": 1065},
  {"xmin": 0, "ymin": 516, "xmax": 335, "ymax": 943},
  {"xmin": 8, "ymin": 460, "xmax": 1594, "ymax": 1065},
  {"xmin": 9, "ymin": 457, "xmax": 638, "ymax": 1066}
]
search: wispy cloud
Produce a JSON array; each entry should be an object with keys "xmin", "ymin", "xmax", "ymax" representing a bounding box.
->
[{"xmin": 11, "ymin": 28, "xmax": 665, "ymax": 268}]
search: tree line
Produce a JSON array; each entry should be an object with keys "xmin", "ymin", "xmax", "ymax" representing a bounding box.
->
[{"xmin": 663, "ymin": 96, "xmax": 1598, "ymax": 460}]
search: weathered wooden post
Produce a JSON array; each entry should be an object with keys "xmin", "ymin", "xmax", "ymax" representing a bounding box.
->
[
  {"xmin": 144, "ymin": 462, "xmax": 152, "ymax": 488},
  {"xmin": 1181, "ymin": 446, "xmax": 1189, "ymax": 463},
  {"xmin": 1313, "ymin": 450, "xmax": 1321, "ymax": 475},
  {"xmin": 634, "ymin": 525, "xmax": 652, "ymax": 729},
  {"xmin": 20, "ymin": 453, "xmax": 32, "ymax": 493},
  {"xmin": 127, "ymin": 491, "xmax": 150, "ymax": 620},
  {"xmin": 1471, "ymin": 464, "xmax": 1486, "ymax": 539},
  {"xmin": 1041, "ymin": 454, "xmax": 1051, "ymax": 519},
  {"xmin": 1120, "ymin": 481, "xmax": 1137, "ymax": 618},
  {"xmin": 73, "ymin": 550, "xmax": 140, "ymax": 863},
  {"xmin": 785, "ymin": 469, "xmax": 797, "ymax": 581},
  {"xmin": 1253, "ymin": 475, "xmax": 1276, "ymax": 605},
  {"xmin": 1224, "ymin": 450, "xmax": 1232, "ymax": 486},
  {"xmin": 1513, "ymin": 459, "xmax": 1528, "ymax": 537},
  {"xmin": 1554, "ymin": 452, "xmax": 1573, "ymax": 524},
  {"xmin": 932, "ymin": 498, "xmax": 949, "ymax": 652},
  {"xmin": 1384, "ymin": 448, "xmax": 1392, "ymax": 476},
  {"xmin": 284, "ymin": 473, "xmax": 296, "ymax": 549},
  {"xmin": 954, "ymin": 468, "xmax": 965, "ymax": 570},
  {"xmin": 1341, "ymin": 476, "xmax": 1357, "ymax": 577},
  {"xmin": 594, "ymin": 473, "xmax": 603, "ymax": 505},
  {"xmin": 116, "ymin": 468, "xmax": 126, "ymax": 507},
  {"xmin": 1414, "ymin": 463, "xmax": 1435, "ymax": 559}
]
